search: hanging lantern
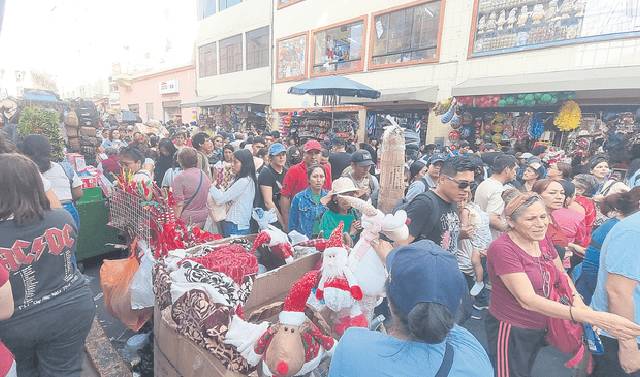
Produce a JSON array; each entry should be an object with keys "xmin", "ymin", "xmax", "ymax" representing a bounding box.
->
[{"xmin": 529, "ymin": 113, "xmax": 545, "ymax": 139}]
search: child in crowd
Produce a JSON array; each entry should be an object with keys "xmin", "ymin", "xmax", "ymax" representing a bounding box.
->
[{"xmin": 458, "ymin": 192, "xmax": 491, "ymax": 297}]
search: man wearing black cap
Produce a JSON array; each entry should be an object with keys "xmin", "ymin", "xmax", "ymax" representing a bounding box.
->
[
  {"xmin": 342, "ymin": 149, "xmax": 379, "ymax": 206},
  {"xmin": 328, "ymin": 139, "xmax": 352, "ymax": 181}
]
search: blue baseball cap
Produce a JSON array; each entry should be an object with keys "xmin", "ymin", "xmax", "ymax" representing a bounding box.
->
[
  {"xmin": 268, "ymin": 143, "xmax": 287, "ymax": 156},
  {"xmin": 387, "ymin": 240, "xmax": 467, "ymax": 317}
]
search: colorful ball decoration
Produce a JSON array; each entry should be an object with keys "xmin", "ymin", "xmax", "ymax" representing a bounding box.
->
[
  {"xmin": 448, "ymin": 130, "xmax": 460, "ymax": 142},
  {"xmin": 554, "ymin": 100, "xmax": 582, "ymax": 131}
]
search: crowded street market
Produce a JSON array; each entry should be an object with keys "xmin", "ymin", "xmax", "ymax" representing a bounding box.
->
[{"xmin": 1, "ymin": 1, "xmax": 640, "ymax": 377}]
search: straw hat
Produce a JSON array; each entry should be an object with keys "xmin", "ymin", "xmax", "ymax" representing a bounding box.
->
[{"xmin": 320, "ymin": 177, "xmax": 361, "ymax": 205}]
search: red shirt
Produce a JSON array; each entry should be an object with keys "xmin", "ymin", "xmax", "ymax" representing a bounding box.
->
[
  {"xmin": 0, "ymin": 265, "xmax": 13, "ymax": 376},
  {"xmin": 487, "ymin": 233, "xmax": 559, "ymax": 329},
  {"xmin": 281, "ymin": 162, "xmax": 332, "ymax": 198},
  {"xmin": 574, "ymin": 196, "xmax": 596, "ymax": 245}
]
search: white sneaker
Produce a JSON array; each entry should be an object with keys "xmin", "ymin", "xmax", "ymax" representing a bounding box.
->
[{"xmin": 470, "ymin": 281, "xmax": 485, "ymax": 296}]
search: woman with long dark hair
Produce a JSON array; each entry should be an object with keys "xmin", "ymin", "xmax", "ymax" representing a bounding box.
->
[
  {"xmin": 20, "ymin": 134, "xmax": 83, "ymax": 227},
  {"xmin": 154, "ymin": 138, "xmax": 177, "ymax": 187},
  {"xmin": 0, "ymin": 154, "xmax": 95, "ymax": 376},
  {"xmin": 209, "ymin": 149, "xmax": 258, "ymax": 237}
]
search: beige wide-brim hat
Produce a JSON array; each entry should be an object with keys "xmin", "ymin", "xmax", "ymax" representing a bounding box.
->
[{"xmin": 320, "ymin": 177, "xmax": 361, "ymax": 206}]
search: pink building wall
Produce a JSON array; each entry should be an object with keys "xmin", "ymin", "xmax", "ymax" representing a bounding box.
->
[{"xmin": 118, "ymin": 65, "xmax": 198, "ymax": 124}]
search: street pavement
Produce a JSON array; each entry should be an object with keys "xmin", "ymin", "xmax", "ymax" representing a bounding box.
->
[{"xmin": 82, "ymin": 253, "xmax": 572, "ymax": 377}]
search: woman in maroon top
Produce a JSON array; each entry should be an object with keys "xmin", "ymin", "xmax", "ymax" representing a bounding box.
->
[{"xmin": 486, "ymin": 192, "xmax": 640, "ymax": 377}]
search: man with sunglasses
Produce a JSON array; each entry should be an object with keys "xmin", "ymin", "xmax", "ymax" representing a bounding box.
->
[{"xmin": 400, "ymin": 156, "xmax": 476, "ymax": 256}]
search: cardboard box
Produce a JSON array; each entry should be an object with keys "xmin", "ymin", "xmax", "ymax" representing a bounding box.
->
[{"xmin": 155, "ymin": 252, "xmax": 322, "ymax": 377}]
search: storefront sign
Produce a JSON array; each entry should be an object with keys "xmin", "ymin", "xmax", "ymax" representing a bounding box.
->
[
  {"xmin": 471, "ymin": 0, "xmax": 640, "ymax": 57},
  {"xmin": 159, "ymin": 79, "xmax": 179, "ymax": 94}
]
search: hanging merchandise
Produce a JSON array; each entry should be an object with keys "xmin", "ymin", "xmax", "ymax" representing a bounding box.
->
[
  {"xmin": 529, "ymin": 113, "xmax": 545, "ymax": 139},
  {"xmin": 448, "ymin": 130, "xmax": 461, "ymax": 142},
  {"xmin": 554, "ymin": 100, "xmax": 582, "ymax": 131},
  {"xmin": 440, "ymin": 98, "xmax": 457, "ymax": 124}
]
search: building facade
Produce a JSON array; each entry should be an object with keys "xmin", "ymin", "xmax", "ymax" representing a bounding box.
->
[
  {"xmin": 117, "ymin": 65, "xmax": 198, "ymax": 124},
  {"xmin": 191, "ymin": 0, "xmax": 272, "ymax": 131},
  {"xmin": 192, "ymin": 0, "xmax": 640, "ymax": 144}
]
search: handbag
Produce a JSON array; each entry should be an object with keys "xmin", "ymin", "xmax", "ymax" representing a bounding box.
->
[{"xmin": 540, "ymin": 239, "xmax": 592, "ymax": 373}]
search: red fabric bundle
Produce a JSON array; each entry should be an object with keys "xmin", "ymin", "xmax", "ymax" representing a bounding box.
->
[{"xmin": 186, "ymin": 244, "xmax": 259, "ymax": 285}]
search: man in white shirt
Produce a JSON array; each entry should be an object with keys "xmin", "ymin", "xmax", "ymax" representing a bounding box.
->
[{"xmin": 474, "ymin": 154, "xmax": 517, "ymax": 240}]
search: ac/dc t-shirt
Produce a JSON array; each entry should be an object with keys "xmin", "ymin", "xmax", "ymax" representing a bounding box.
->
[
  {"xmin": 406, "ymin": 190, "xmax": 460, "ymax": 254},
  {"xmin": 0, "ymin": 209, "xmax": 83, "ymax": 318}
]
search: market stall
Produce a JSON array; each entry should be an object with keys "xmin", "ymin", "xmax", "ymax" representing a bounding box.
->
[
  {"xmin": 199, "ymin": 104, "xmax": 269, "ymax": 132},
  {"xmin": 278, "ymin": 109, "xmax": 359, "ymax": 143},
  {"xmin": 437, "ymin": 90, "xmax": 640, "ymax": 168}
]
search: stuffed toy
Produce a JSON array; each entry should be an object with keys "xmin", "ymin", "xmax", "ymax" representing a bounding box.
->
[
  {"xmin": 224, "ymin": 271, "xmax": 336, "ymax": 377},
  {"xmin": 337, "ymin": 195, "xmax": 408, "ymax": 297},
  {"xmin": 313, "ymin": 222, "xmax": 367, "ymax": 336},
  {"xmin": 251, "ymin": 226, "xmax": 294, "ymax": 264}
]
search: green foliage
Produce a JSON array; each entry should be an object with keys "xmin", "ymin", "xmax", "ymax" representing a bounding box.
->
[{"xmin": 17, "ymin": 106, "xmax": 65, "ymax": 161}]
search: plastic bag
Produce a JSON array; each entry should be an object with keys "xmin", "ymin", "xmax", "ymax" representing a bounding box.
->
[
  {"xmin": 130, "ymin": 245, "xmax": 155, "ymax": 310},
  {"xmin": 100, "ymin": 251, "xmax": 152, "ymax": 331}
]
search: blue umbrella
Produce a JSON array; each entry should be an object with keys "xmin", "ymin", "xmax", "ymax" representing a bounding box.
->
[{"xmin": 288, "ymin": 76, "xmax": 380, "ymax": 99}]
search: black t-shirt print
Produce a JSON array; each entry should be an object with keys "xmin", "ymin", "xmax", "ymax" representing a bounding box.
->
[
  {"xmin": 405, "ymin": 190, "xmax": 460, "ymax": 254},
  {"xmin": 257, "ymin": 165, "xmax": 286, "ymax": 210},
  {"xmin": 0, "ymin": 209, "xmax": 83, "ymax": 315}
]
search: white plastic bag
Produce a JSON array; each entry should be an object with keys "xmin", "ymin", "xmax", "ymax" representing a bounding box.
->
[{"xmin": 130, "ymin": 244, "xmax": 155, "ymax": 309}]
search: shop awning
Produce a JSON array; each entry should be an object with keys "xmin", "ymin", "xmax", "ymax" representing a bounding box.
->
[
  {"xmin": 344, "ymin": 86, "xmax": 438, "ymax": 106},
  {"xmin": 182, "ymin": 91, "xmax": 271, "ymax": 107},
  {"xmin": 180, "ymin": 96, "xmax": 216, "ymax": 108},
  {"xmin": 452, "ymin": 67, "xmax": 640, "ymax": 97}
]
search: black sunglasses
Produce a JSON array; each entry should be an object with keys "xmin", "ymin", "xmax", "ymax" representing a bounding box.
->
[{"xmin": 444, "ymin": 175, "xmax": 474, "ymax": 189}]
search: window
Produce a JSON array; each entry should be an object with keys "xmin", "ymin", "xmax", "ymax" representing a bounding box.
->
[
  {"xmin": 219, "ymin": 0, "xmax": 241, "ymax": 11},
  {"xmin": 128, "ymin": 104, "xmax": 139, "ymax": 113},
  {"xmin": 246, "ymin": 26, "xmax": 270, "ymax": 70},
  {"xmin": 276, "ymin": 33, "xmax": 307, "ymax": 82},
  {"xmin": 219, "ymin": 34, "xmax": 243, "ymax": 74},
  {"xmin": 277, "ymin": 0, "xmax": 304, "ymax": 9},
  {"xmin": 198, "ymin": 42, "xmax": 217, "ymax": 77},
  {"xmin": 312, "ymin": 19, "xmax": 365, "ymax": 74},
  {"xmin": 145, "ymin": 103, "xmax": 154, "ymax": 121},
  {"xmin": 197, "ymin": 0, "xmax": 216, "ymax": 20},
  {"xmin": 372, "ymin": 1, "xmax": 442, "ymax": 66}
]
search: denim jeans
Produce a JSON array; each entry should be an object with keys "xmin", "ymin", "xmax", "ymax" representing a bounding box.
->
[
  {"xmin": 221, "ymin": 220, "xmax": 250, "ymax": 238},
  {"xmin": 62, "ymin": 202, "xmax": 80, "ymax": 266},
  {"xmin": 0, "ymin": 286, "xmax": 95, "ymax": 377}
]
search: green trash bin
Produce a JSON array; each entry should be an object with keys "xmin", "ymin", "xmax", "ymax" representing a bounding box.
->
[{"xmin": 76, "ymin": 189, "xmax": 120, "ymax": 261}]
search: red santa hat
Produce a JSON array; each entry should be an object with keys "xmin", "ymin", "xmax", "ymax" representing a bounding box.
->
[
  {"xmin": 279, "ymin": 270, "xmax": 320, "ymax": 326},
  {"xmin": 250, "ymin": 230, "xmax": 272, "ymax": 254},
  {"xmin": 325, "ymin": 222, "xmax": 345, "ymax": 249}
]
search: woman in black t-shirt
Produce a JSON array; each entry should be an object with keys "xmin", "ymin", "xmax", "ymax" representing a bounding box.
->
[{"xmin": 0, "ymin": 154, "xmax": 95, "ymax": 377}]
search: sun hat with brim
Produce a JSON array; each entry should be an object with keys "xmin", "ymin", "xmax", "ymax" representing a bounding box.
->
[{"xmin": 320, "ymin": 177, "xmax": 361, "ymax": 205}]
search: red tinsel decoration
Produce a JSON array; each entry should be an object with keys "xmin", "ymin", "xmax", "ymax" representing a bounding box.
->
[{"xmin": 186, "ymin": 244, "xmax": 258, "ymax": 285}]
